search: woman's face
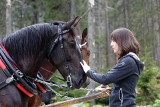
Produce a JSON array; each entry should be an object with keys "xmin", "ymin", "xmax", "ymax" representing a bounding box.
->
[{"xmin": 110, "ymin": 40, "xmax": 119, "ymax": 54}]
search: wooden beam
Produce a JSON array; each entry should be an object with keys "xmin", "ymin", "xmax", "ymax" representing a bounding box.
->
[{"xmin": 40, "ymin": 91, "xmax": 109, "ymax": 107}]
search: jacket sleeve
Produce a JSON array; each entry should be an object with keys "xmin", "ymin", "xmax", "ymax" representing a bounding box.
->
[{"xmin": 86, "ymin": 57, "xmax": 137, "ymax": 85}]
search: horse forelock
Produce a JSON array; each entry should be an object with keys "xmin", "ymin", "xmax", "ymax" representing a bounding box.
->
[{"xmin": 2, "ymin": 23, "xmax": 55, "ymax": 59}]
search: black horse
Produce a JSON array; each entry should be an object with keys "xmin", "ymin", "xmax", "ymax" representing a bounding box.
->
[{"xmin": 0, "ymin": 16, "xmax": 87, "ymax": 107}]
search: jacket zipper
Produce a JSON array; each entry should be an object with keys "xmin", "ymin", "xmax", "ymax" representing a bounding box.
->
[{"xmin": 119, "ymin": 88, "xmax": 123, "ymax": 106}]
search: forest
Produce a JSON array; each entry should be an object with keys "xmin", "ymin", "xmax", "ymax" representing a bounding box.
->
[{"xmin": 0, "ymin": 0, "xmax": 160, "ymax": 106}]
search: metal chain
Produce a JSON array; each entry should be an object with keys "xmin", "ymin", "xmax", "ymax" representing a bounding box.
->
[
  {"xmin": 35, "ymin": 78, "xmax": 106, "ymax": 100},
  {"xmin": 34, "ymin": 78, "xmax": 72, "ymax": 99},
  {"xmin": 35, "ymin": 78, "xmax": 65, "ymax": 88},
  {"xmin": 47, "ymin": 85, "xmax": 72, "ymax": 99}
]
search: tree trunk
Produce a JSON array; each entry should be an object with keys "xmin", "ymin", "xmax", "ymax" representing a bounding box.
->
[
  {"xmin": 106, "ymin": 1, "xmax": 114, "ymax": 68},
  {"xmin": 6, "ymin": 0, "xmax": 12, "ymax": 35},
  {"xmin": 154, "ymin": 0, "xmax": 160, "ymax": 65},
  {"xmin": 87, "ymin": 0, "xmax": 96, "ymax": 96},
  {"xmin": 123, "ymin": 0, "xmax": 129, "ymax": 28},
  {"xmin": 37, "ymin": 0, "xmax": 45, "ymax": 23},
  {"xmin": 96, "ymin": 0, "xmax": 107, "ymax": 69},
  {"xmin": 70, "ymin": 0, "xmax": 75, "ymax": 19}
]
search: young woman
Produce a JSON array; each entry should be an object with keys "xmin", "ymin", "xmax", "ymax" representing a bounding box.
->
[{"xmin": 80, "ymin": 28, "xmax": 144, "ymax": 107}]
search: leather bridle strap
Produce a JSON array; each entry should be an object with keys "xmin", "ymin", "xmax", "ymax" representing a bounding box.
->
[
  {"xmin": 57, "ymin": 24, "xmax": 72, "ymax": 89},
  {"xmin": 47, "ymin": 24, "xmax": 73, "ymax": 89},
  {"xmin": 47, "ymin": 24, "xmax": 70, "ymax": 58}
]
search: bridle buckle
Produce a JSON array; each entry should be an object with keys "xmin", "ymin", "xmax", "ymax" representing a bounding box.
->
[{"xmin": 66, "ymin": 73, "xmax": 72, "ymax": 88}]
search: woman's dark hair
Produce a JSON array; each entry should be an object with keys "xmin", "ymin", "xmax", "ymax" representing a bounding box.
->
[{"xmin": 111, "ymin": 28, "xmax": 140, "ymax": 59}]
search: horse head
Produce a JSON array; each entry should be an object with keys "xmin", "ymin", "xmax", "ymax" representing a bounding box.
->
[
  {"xmin": 47, "ymin": 16, "xmax": 87, "ymax": 89},
  {"xmin": 28, "ymin": 27, "xmax": 90, "ymax": 107}
]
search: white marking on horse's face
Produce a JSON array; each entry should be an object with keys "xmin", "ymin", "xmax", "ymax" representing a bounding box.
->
[{"xmin": 79, "ymin": 42, "xmax": 87, "ymax": 49}]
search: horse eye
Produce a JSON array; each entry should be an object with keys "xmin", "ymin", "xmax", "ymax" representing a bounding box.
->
[
  {"xmin": 69, "ymin": 41, "xmax": 76, "ymax": 48},
  {"xmin": 87, "ymin": 50, "xmax": 90, "ymax": 56},
  {"xmin": 66, "ymin": 56, "xmax": 72, "ymax": 62}
]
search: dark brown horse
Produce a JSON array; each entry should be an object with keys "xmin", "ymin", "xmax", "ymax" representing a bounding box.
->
[
  {"xmin": 0, "ymin": 17, "xmax": 87, "ymax": 107},
  {"xmin": 28, "ymin": 28, "xmax": 90, "ymax": 107}
]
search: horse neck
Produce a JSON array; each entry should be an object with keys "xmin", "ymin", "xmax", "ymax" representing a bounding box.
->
[
  {"xmin": 39, "ymin": 59, "xmax": 57, "ymax": 80},
  {"xmin": 2, "ymin": 23, "xmax": 56, "ymax": 77}
]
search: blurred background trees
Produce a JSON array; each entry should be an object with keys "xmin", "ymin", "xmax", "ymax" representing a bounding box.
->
[{"xmin": 0, "ymin": 0, "xmax": 160, "ymax": 106}]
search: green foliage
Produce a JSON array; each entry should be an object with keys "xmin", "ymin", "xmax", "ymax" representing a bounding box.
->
[
  {"xmin": 137, "ymin": 99, "xmax": 160, "ymax": 107},
  {"xmin": 95, "ymin": 97, "xmax": 109, "ymax": 106},
  {"xmin": 73, "ymin": 0, "xmax": 88, "ymax": 30},
  {"xmin": 137, "ymin": 50, "xmax": 160, "ymax": 105},
  {"xmin": 67, "ymin": 102, "xmax": 108, "ymax": 107},
  {"xmin": 146, "ymin": 99, "xmax": 160, "ymax": 107},
  {"xmin": 68, "ymin": 89, "xmax": 87, "ymax": 98},
  {"xmin": 43, "ymin": 0, "xmax": 70, "ymax": 21}
]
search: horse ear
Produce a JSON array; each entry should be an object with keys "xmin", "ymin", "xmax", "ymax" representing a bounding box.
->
[
  {"xmin": 62, "ymin": 16, "xmax": 81, "ymax": 30},
  {"xmin": 81, "ymin": 28, "xmax": 88, "ymax": 44},
  {"xmin": 71, "ymin": 16, "xmax": 81, "ymax": 28}
]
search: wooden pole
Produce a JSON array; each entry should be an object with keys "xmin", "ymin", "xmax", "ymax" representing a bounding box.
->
[{"xmin": 40, "ymin": 91, "xmax": 109, "ymax": 107}]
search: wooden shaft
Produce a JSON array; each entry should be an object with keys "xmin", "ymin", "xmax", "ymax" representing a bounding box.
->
[{"xmin": 40, "ymin": 91, "xmax": 109, "ymax": 107}]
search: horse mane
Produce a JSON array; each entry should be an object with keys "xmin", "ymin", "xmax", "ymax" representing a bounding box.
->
[{"xmin": 1, "ymin": 23, "xmax": 55, "ymax": 59}]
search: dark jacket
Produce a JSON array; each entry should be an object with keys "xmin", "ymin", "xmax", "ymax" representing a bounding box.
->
[{"xmin": 86, "ymin": 52, "xmax": 144, "ymax": 107}]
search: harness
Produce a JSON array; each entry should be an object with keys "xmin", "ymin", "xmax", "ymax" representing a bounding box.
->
[{"xmin": 0, "ymin": 43, "xmax": 47, "ymax": 97}]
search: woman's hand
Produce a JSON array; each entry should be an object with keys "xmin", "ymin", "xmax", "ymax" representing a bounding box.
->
[
  {"xmin": 80, "ymin": 60, "xmax": 90, "ymax": 73},
  {"xmin": 95, "ymin": 85, "xmax": 112, "ymax": 92}
]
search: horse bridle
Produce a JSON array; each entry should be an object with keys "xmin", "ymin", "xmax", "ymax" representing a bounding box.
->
[{"xmin": 47, "ymin": 23, "xmax": 83, "ymax": 89}]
